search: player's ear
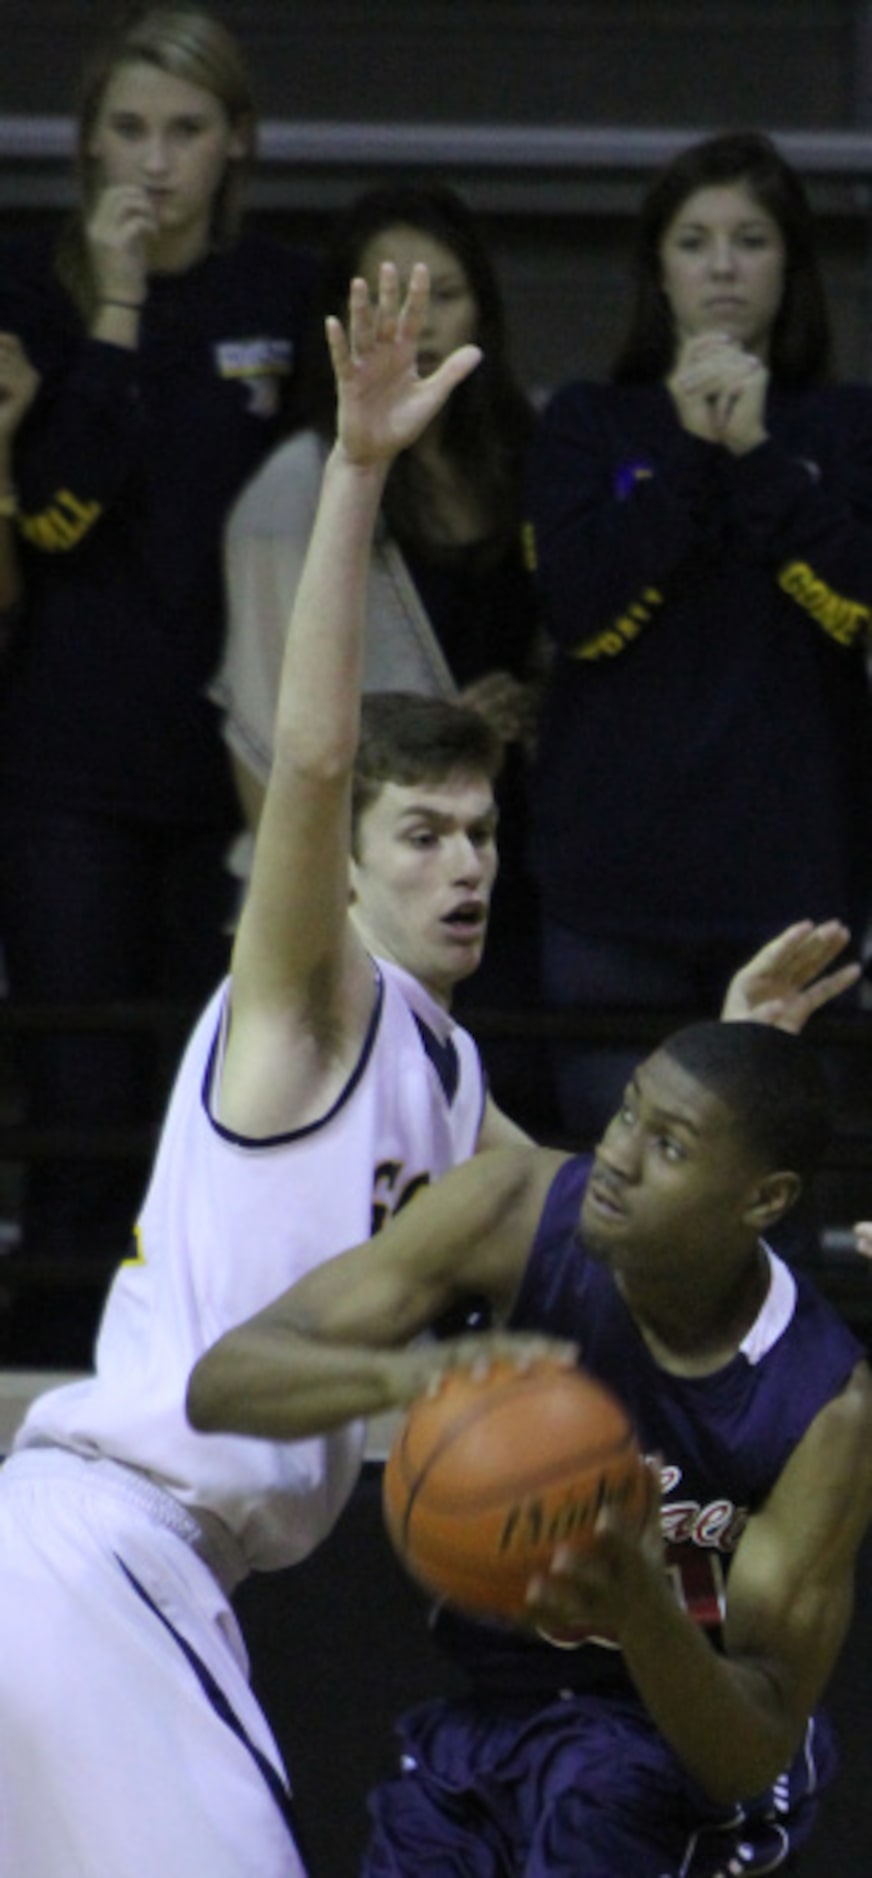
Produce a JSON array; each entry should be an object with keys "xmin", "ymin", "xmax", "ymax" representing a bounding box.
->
[{"xmin": 743, "ymin": 1169, "xmax": 802, "ymax": 1233}]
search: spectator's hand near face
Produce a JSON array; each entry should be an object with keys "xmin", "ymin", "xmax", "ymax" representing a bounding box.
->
[{"xmin": 0, "ymin": 333, "xmax": 40, "ymax": 443}]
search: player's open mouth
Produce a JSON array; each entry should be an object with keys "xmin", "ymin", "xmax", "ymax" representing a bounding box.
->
[
  {"xmin": 586, "ymin": 1178, "xmax": 627, "ymax": 1221},
  {"xmin": 443, "ymin": 903, "xmax": 485, "ymax": 930}
]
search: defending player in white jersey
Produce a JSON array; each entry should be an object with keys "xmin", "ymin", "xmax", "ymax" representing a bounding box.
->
[{"xmin": 0, "ymin": 261, "xmax": 525, "ymax": 1878}]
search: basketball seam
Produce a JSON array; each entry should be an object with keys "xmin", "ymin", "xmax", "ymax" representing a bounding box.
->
[{"xmin": 395, "ymin": 1383, "xmax": 634, "ymax": 1533}]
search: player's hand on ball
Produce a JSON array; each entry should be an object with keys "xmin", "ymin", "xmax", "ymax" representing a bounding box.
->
[
  {"xmin": 383, "ymin": 1359, "xmax": 649, "ymax": 1625},
  {"xmin": 423, "ymin": 1333, "xmax": 578, "ymax": 1398},
  {"xmin": 525, "ymin": 1457, "xmax": 662, "ymax": 1641}
]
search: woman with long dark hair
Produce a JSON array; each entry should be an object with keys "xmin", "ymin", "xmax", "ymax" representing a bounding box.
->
[{"xmin": 527, "ymin": 131, "xmax": 872, "ymax": 1140}]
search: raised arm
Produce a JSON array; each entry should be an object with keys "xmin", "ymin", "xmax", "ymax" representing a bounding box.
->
[
  {"xmin": 719, "ymin": 919, "xmax": 861, "ymax": 1030},
  {"xmin": 186, "ymin": 1144, "xmax": 567, "ymax": 1439},
  {"xmin": 217, "ymin": 264, "xmax": 481, "ymax": 1133},
  {"xmin": 530, "ymin": 1361, "xmax": 872, "ymax": 1802}
]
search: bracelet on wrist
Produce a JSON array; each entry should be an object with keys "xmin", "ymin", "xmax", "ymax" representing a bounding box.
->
[
  {"xmin": 99, "ymin": 297, "xmax": 144, "ymax": 311},
  {"xmin": 0, "ymin": 488, "xmax": 18, "ymax": 519}
]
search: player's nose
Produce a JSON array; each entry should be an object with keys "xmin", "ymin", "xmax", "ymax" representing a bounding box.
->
[
  {"xmin": 450, "ymin": 834, "xmax": 486, "ymax": 882},
  {"xmin": 597, "ymin": 1115, "xmax": 642, "ymax": 1183}
]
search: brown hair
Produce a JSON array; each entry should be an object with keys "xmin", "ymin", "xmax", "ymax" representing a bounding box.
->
[
  {"xmin": 351, "ymin": 692, "xmax": 503, "ymax": 855},
  {"xmin": 56, "ymin": 5, "xmax": 256, "ymax": 319}
]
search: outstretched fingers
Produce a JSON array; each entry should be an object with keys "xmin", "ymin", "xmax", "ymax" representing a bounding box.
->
[
  {"xmin": 777, "ymin": 919, "xmax": 853, "ymax": 982},
  {"xmin": 327, "ymin": 260, "xmax": 482, "ymax": 467}
]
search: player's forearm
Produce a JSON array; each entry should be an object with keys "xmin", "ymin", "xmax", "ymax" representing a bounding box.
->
[
  {"xmin": 272, "ymin": 444, "xmax": 388, "ymax": 770},
  {"xmin": 619, "ymin": 1575, "xmax": 798, "ymax": 1802},
  {"xmin": 187, "ymin": 1321, "xmax": 426, "ymax": 1441}
]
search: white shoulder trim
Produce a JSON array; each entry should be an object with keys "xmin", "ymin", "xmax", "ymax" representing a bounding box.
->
[{"xmin": 740, "ymin": 1244, "xmax": 796, "ymax": 1364}]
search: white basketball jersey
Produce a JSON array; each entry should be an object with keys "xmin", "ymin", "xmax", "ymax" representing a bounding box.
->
[{"xmin": 17, "ymin": 959, "xmax": 487, "ymax": 1572}]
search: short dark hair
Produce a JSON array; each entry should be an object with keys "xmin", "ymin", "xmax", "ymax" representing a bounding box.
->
[
  {"xmin": 351, "ymin": 692, "xmax": 503, "ymax": 855},
  {"xmin": 612, "ymin": 131, "xmax": 831, "ymax": 387},
  {"xmin": 660, "ymin": 1020, "xmax": 833, "ymax": 1176}
]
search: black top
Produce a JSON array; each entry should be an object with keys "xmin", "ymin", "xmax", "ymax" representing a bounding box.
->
[
  {"xmin": 526, "ymin": 378, "xmax": 872, "ymax": 942},
  {"xmin": 0, "ymin": 231, "xmax": 315, "ymax": 826}
]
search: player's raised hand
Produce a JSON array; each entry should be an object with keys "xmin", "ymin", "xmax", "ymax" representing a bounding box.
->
[
  {"xmin": 720, "ymin": 920, "xmax": 861, "ymax": 1032},
  {"xmin": 327, "ymin": 261, "xmax": 482, "ymax": 469}
]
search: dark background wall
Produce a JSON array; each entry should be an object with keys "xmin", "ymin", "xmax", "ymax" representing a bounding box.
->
[
  {"xmin": 2, "ymin": 2, "xmax": 872, "ymax": 394},
  {"xmin": 0, "ymin": 2, "xmax": 865, "ymax": 126}
]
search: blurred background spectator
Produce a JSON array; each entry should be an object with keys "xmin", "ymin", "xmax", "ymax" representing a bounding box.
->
[
  {"xmin": 527, "ymin": 131, "xmax": 872, "ymax": 1143},
  {"xmin": 0, "ymin": 5, "xmax": 316, "ymax": 1358}
]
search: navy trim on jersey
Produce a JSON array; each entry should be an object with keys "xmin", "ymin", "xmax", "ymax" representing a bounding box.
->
[
  {"xmin": 412, "ymin": 1013, "xmax": 460, "ymax": 1104},
  {"xmin": 200, "ymin": 966, "xmax": 386, "ymax": 1148},
  {"xmin": 115, "ymin": 1557, "xmax": 309, "ymax": 1859}
]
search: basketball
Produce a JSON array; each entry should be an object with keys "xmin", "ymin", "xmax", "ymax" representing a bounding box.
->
[{"xmin": 382, "ymin": 1356, "xmax": 652, "ymax": 1624}]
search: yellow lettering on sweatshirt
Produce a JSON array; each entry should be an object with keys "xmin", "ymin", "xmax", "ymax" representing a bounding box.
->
[
  {"xmin": 19, "ymin": 490, "xmax": 103, "ymax": 553},
  {"xmin": 778, "ymin": 560, "xmax": 871, "ymax": 649}
]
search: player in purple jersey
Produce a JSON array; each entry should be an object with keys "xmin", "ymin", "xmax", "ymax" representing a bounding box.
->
[{"xmin": 189, "ymin": 1018, "xmax": 872, "ymax": 1876}]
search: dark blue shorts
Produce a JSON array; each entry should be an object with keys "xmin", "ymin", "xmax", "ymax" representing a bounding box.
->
[{"xmin": 361, "ymin": 1691, "xmax": 832, "ymax": 1876}]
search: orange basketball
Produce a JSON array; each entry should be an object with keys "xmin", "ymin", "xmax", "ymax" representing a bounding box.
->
[{"xmin": 382, "ymin": 1357, "xmax": 651, "ymax": 1624}]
